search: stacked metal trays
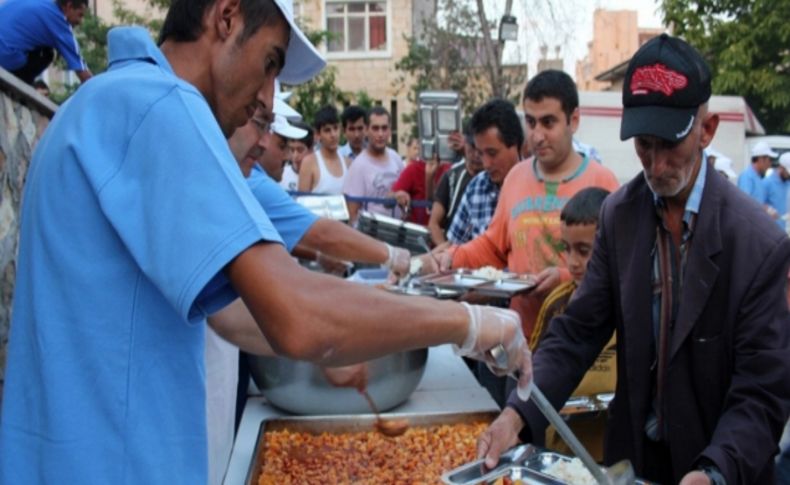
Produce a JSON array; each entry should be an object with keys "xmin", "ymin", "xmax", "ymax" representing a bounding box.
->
[
  {"xmin": 442, "ymin": 444, "xmax": 653, "ymax": 485},
  {"xmin": 244, "ymin": 410, "xmax": 499, "ymax": 485}
]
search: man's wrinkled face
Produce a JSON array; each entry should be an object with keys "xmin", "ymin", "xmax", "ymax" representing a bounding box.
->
[
  {"xmin": 260, "ymin": 132, "xmax": 289, "ymax": 181},
  {"xmin": 343, "ymin": 118, "xmax": 366, "ymax": 151},
  {"xmin": 211, "ymin": 15, "xmax": 288, "ymax": 137},
  {"xmin": 367, "ymin": 113, "xmax": 390, "ymax": 154},
  {"xmin": 64, "ymin": 2, "xmax": 87, "ymax": 26},
  {"xmin": 228, "ymin": 110, "xmax": 272, "ymax": 177},
  {"xmin": 473, "ymin": 126, "xmax": 519, "ymax": 185},
  {"xmin": 318, "ymin": 123, "xmax": 340, "ymax": 152},
  {"xmin": 288, "ymin": 140, "xmax": 310, "ymax": 172},
  {"xmin": 634, "ymin": 107, "xmax": 719, "ymax": 199},
  {"xmin": 523, "ymin": 97, "xmax": 578, "ymax": 171}
]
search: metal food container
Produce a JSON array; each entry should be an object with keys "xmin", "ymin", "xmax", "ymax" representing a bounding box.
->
[
  {"xmin": 443, "ymin": 445, "xmax": 653, "ymax": 484},
  {"xmin": 247, "ymin": 348, "xmax": 428, "ymax": 415},
  {"xmin": 245, "ymin": 410, "xmax": 499, "ymax": 485}
]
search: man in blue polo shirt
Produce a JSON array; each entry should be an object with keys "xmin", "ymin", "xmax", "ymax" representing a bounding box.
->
[
  {"xmin": 764, "ymin": 152, "xmax": 790, "ymax": 229},
  {"xmin": 0, "ymin": 0, "xmax": 533, "ymax": 482},
  {"xmin": 0, "ymin": 0, "xmax": 92, "ymax": 84}
]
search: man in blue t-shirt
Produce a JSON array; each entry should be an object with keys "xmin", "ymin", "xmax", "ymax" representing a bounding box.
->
[
  {"xmin": 0, "ymin": 0, "xmax": 533, "ymax": 482},
  {"xmin": 763, "ymin": 152, "xmax": 790, "ymax": 229},
  {"xmin": 0, "ymin": 0, "xmax": 92, "ymax": 84}
]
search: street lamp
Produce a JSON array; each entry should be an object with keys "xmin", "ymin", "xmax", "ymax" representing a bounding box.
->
[{"xmin": 498, "ymin": 14, "xmax": 518, "ymax": 42}]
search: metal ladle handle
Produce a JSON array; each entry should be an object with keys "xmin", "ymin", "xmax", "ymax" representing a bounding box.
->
[{"xmin": 488, "ymin": 344, "xmax": 612, "ymax": 485}]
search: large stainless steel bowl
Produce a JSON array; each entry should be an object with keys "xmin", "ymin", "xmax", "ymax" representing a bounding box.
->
[{"xmin": 247, "ymin": 349, "xmax": 428, "ymax": 415}]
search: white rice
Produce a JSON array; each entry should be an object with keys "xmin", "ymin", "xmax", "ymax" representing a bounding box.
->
[
  {"xmin": 471, "ymin": 265, "xmax": 505, "ymax": 280},
  {"xmin": 543, "ymin": 458, "xmax": 597, "ymax": 485}
]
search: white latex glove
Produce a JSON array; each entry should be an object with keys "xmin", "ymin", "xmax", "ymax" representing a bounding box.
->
[
  {"xmin": 454, "ymin": 302, "xmax": 533, "ymax": 401},
  {"xmin": 385, "ymin": 244, "xmax": 411, "ymax": 279}
]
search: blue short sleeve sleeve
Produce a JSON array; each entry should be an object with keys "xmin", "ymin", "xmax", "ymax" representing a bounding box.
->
[
  {"xmin": 247, "ymin": 166, "xmax": 319, "ymax": 251},
  {"xmin": 96, "ymin": 87, "xmax": 283, "ymax": 321}
]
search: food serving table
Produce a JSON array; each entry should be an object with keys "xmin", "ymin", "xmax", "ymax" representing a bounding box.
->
[{"xmin": 223, "ymin": 344, "xmax": 500, "ymax": 484}]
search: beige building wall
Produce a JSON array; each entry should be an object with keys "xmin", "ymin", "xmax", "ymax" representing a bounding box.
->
[
  {"xmin": 92, "ymin": 0, "xmax": 161, "ymax": 23},
  {"xmin": 576, "ymin": 9, "xmax": 639, "ymax": 92},
  {"xmin": 298, "ymin": 0, "xmax": 416, "ymax": 153}
]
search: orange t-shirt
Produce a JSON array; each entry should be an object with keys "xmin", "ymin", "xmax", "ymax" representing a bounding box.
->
[{"xmin": 452, "ymin": 156, "xmax": 620, "ymax": 337}]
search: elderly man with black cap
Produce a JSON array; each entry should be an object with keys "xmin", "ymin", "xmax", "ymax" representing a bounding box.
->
[{"xmin": 477, "ymin": 33, "xmax": 790, "ymax": 485}]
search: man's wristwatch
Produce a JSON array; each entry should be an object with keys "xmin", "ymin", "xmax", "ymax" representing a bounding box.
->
[{"xmin": 699, "ymin": 465, "xmax": 726, "ymax": 485}]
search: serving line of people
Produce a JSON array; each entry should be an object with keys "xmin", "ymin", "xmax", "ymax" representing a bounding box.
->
[{"xmin": 0, "ymin": 1, "xmax": 532, "ymax": 484}]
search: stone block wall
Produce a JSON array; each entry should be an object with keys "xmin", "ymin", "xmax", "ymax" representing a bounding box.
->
[{"xmin": 0, "ymin": 69, "xmax": 56, "ymax": 398}]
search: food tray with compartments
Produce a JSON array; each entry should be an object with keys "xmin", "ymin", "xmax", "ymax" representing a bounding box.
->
[
  {"xmin": 418, "ymin": 270, "xmax": 537, "ymax": 298},
  {"xmin": 442, "ymin": 445, "xmax": 653, "ymax": 485}
]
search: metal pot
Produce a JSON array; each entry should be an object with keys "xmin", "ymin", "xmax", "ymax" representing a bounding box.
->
[{"xmin": 247, "ymin": 349, "xmax": 428, "ymax": 415}]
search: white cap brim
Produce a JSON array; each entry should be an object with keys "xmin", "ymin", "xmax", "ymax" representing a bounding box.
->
[
  {"xmin": 271, "ymin": 114, "xmax": 308, "ymax": 139},
  {"xmin": 274, "ymin": 96, "xmax": 302, "ymax": 119},
  {"xmin": 273, "ymin": 0, "xmax": 326, "ymax": 84},
  {"xmin": 779, "ymin": 153, "xmax": 790, "ymax": 171}
]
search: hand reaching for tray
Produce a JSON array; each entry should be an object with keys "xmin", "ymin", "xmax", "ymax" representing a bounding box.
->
[{"xmin": 476, "ymin": 407, "xmax": 525, "ymax": 469}]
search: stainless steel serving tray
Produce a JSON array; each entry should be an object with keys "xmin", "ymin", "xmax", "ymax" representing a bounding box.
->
[
  {"xmin": 473, "ymin": 278, "xmax": 537, "ymax": 298},
  {"xmin": 443, "ymin": 446, "xmax": 653, "ymax": 485},
  {"xmin": 244, "ymin": 410, "xmax": 499, "ymax": 485}
]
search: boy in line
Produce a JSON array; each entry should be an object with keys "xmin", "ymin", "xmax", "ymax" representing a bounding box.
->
[{"xmin": 529, "ymin": 187, "xmax": 614, "ymax": 462}]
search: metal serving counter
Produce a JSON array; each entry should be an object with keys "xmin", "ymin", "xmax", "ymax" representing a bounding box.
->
[{"xmin": 223, "ymin": 345, "xmax": 500, "ymax": 484}]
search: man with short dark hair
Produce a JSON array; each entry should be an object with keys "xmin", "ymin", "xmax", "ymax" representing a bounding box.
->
[
  {"xmin": 280, "ymin": 119, "xmax": 313, "ymax": 191},
  {"xmin": 428, "ymin": 129, "xmax": 484, "ymax": 245},
  {"xmin": 0, "ymin": 0, "xmax": 533, "ymax": 482},
  {"xmin": 298, "ymin": 104, "xmax": 348, "ymax": 194},
  {"xmin": 479, "ymin": 34, "xmax": 790, "ymax": 485},
  {"xmin": 343, "ymin": 105, "xmax": 405, "ymax": 221},
  {"xmin": 339, "ymin": 104, "xmax": 368, "ymax": 160},
  {"xmin": 0, "ymin": 0, "xmax": 92, "ymax": 84},
  {"xmin": 444, "ymin": 99, "xmax": 523, "ymax": 245}
]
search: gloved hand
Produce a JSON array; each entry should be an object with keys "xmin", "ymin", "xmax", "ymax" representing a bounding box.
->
[
  {"xmin": 455, "ymin": 302, "xmax": 533, "ymax": 400},
  {"xmin": 384, "ymin": 244, "xmax": 411, "ymax": 279}
]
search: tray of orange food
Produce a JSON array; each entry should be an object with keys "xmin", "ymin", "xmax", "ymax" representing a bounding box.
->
[{"xmin": 245, "ymin": 410, "xmax": 500, "ymax": 485}]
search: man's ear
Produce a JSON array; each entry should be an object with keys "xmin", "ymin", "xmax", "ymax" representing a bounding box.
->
[
  {"xmin": 210, "ymin": 0, "xmax": 242, "ymax": 41},
  {"xmin": 568, "ymin": 107, "xmax": 580, "ymax": 134},
  {"xmin": 699, "ymin": 113, "xmax": 720, "ymax": 149}
]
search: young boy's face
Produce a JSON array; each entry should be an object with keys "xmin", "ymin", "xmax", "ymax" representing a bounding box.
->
[
  {"xmin": 318, "ymin": 123, "xmax": 340, "ymax": 151},
  {"xmin": 560, "ymin": 221, "xmax": 597, "ymax": 284}
]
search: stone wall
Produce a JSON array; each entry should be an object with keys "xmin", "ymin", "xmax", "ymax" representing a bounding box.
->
[{"xmin": 0, "ymin": 69, "xmax": 56, "ymax": 397}]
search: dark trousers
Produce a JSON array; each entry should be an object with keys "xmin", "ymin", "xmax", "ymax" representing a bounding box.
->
[{"xmin": 10, "ymin": 47, "xmax": 54, "ymax": 85}]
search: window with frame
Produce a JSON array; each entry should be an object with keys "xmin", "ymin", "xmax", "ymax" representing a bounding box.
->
[{"xmin": 326, "ymin": 1, "xmax": 388, "ymax": 53}]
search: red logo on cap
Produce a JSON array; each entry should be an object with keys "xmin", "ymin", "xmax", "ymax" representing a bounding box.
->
[{"xmin": 630, "ymin": 63, "xmax": 688, "ymax": 96}]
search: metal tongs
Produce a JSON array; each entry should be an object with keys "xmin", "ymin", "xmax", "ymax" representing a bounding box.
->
[{"xmin": 489, "ymin": 345, "xmax": 635, "ymax": 485}]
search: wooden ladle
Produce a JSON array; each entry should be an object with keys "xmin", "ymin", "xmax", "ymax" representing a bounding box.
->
[{"xmin": 360, "ymin": 389, "xmax": 409, "ymax": 437}]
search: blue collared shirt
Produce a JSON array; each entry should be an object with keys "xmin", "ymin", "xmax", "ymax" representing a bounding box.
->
[
  {"xmin": 763, "ymin": 170, "xmax": 789, "ymax": 229},
  {"xmin": 738, "ymin": 163, "xmax": 767, "ymax": 204},
  {"xmin": 446, "ymin": 170, "xmax": 500, "ymax": 244}
]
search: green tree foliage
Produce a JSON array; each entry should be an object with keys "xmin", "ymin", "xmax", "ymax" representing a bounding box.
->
[
  {"xmin": 663, "ymin": 0, "xmax": 790, "ymax": 133},
  {"xmin": 394, "ymin": 0, "xmax": 525, "ymax": 140}
]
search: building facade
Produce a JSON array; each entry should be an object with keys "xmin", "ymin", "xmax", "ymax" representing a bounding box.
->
[{"xmin": 575, "ymin": 9, "xmax": 662, "ymax": 92}]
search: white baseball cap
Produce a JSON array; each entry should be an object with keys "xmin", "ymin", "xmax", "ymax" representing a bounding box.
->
[
  {"xmin": 713, "ymin": 155, "xmax": 736, "ymax": 180},
  {"xmin": 272, "ymin": 0, "xmax": 325, "ymax": 84},
  {"xmin": 274, "ymin": 95, "xmax": 302, "ymax": 120},
  {"xmin": 271, "ymin": 113, "xmax": 308, "ymax": 139},
  {"xmin": 779, "ymin": 153, "xmax": 790, "ymax": 171},
  {"xmin": 751, "ymin": 141, "xmax": 779, "ymax": 158}
]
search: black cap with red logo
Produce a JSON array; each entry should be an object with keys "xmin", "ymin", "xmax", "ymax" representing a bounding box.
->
[{"xmin": 620, "ymin": 33, "xmax": 711, "ymax": 142}]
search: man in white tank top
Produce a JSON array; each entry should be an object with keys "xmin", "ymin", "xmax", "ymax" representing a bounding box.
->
[{"xmin": 298, "ymin": 105, "xmax": 349, "ymax": 194}]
